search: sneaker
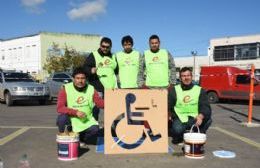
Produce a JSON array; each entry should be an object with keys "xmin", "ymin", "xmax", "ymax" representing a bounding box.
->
[
  {"xmin": 80, "ymin": 142, "xmax": 88, "ymax": 148},
  {"xmin": 177, "ymin": 142, "xmax": 184, "ymax": 146}
]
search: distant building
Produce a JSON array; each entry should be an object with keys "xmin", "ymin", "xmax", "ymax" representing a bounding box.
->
[
  {"xmin": 0, "ymin": 32, "xmax": 101, "ymax": 80},
  {"xmin": 175, "ymin": 34, "xmax": 260, "ymax": 80},
  {"xmin": 175, "ymin": 55, "xmax": 209, "ymax": 81},
  {"xmin": 208, "ymin": 34, "xmax": 260, "ymax": 74}
]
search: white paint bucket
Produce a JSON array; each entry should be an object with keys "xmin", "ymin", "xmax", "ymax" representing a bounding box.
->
[
  {"xmin": 56, "ymin": 132, "xmax": 79, "ymax": 161},
  {"xmin": 184, "ymin": 125, "xmax": 206, "ymax": 159}
]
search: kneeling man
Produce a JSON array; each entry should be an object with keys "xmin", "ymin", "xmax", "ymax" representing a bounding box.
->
[
  {"xmin": 56, "ymin": 67, "xmax": 104, "ymax": 144},
  {"xmin": 168, "ymin": 67, "xmax": 212, "ymax": 144}
]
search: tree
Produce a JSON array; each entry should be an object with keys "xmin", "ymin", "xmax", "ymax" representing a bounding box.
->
[{"xmin": 43, "ymin": 43, "xmax": 87, "ymax": 73}]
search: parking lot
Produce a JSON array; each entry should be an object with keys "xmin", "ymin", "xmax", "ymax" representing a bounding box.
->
[{"xmin": 0, "ymin": 101, "xmax": 260, "ymax": 168}]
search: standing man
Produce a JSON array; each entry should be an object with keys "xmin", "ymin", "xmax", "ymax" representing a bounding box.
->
[
  {"xmin": 83, "ymin": 37, "xmax": 118, "ymax": 94},
  {"xmin": 56, "ymin": 67, "xmax": 104, "ymax": 144},
  {"xmin": 116, "ymin": 35, "xmax": 141, "ymax": 88},
  {"xmin": 83, "ymin": 37, "xmax": 118, "ymax": 127},
  {"xmin": 138, "ymin": 34, "xmax": 176, "ymax": 88},
  {"xmin": 168, "ymin": 67, "xmax": 212, "ymax": 144}
]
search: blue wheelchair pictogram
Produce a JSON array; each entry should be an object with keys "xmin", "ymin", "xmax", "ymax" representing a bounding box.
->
[{"xmin": 111, "ymin": 93, "xmax": 162, "ymax": 149}]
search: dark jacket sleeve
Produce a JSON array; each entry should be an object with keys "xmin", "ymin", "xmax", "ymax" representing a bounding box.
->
[
  {"xmin": 198, "ymin": 89, "xmax": 212, "ymax": 120},
  {"xmin": 168, "ymin": 87, "xmax": 177, "ymax": 118},
  {"xmin": 83, "ymin": 53, "xmax": 96, "ymax": 75},
  {"xmin": 83, "ymin": 53, "xmax": 104, "ymax": 93}
]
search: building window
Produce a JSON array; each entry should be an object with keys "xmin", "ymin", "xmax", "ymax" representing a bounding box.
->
[
  {"xmin": 2, "ymin": 56, "xmax": 5, "ymax": 60},
  {"xmin": 213, "ymin": 43, "xmax": 259, "ymax": 61},
  {"xmin": 214, "ymin": 45, "xmax": 235, "ymax": 61},
  {"xmin": 236, "ymin": 43, "xmax": 257, "ymax": 60}
]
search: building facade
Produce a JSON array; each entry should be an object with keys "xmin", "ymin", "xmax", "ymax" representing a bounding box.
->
[
  {"xmin": 175, "ymin": 34, "xmax": 260, "ymax": 80},
  {"xmin": 175, "ymin": 55, "xmax": 209, "ymax": 81},
  {"xmin": 208, "ymin": 34, "xmax": 260, "ymax": 74},
  {"xmin": 0, "ymin": 32, "xmax": 101, "ymax": 80}
]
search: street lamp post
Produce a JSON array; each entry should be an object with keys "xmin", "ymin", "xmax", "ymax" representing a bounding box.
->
[{"xmin": 191, "ymin": 51, "xmax": 197, "ymax": 80}]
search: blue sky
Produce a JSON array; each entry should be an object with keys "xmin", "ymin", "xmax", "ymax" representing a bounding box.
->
[{"xmin": 0, "ymin": 0, "xmax": 260, "ymax": 56}]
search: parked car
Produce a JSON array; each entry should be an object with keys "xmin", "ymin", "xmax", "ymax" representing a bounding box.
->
[
  {"xmin": 0, "ymin": 70, "xmax": 50, "ymax": 106},
  {"xmin": 45, "ymin": 72, "xmax": 73, "ymax": 100},
  {"xmin": 200, "ymin": 66, "xmax": 260, "ymax": 103}
]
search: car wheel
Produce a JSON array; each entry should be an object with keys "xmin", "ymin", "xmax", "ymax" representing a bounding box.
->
[
  {"xmin": 207, "ymin": 92, "xmax": 219, "ymax": 103},
  {"xmin": 39, "ymin": 99, "xmax": 48, "ymax": 105},
  {"xmin": 5, "ymin": 92, "xmax": 13, "ymax": 106}
]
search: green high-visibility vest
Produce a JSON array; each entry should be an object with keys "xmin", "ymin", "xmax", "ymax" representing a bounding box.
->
[
  {"xmin": 116, "ymin": 50, "xmax": 140, "ymax": 88},
  {"xmin": 65, "ymin": 83, "xmax": 97, "ymax": 133},
  {"xmin": 144, "ymin": 49, "xmax": 169, "ymax": 87},
  {"xmin": 93, "ymin": 51, "xmax": 117, "ymax": 89},
  {"xmin": 174, "ymin": 84, "xmax": 201, "ymax": 123}
]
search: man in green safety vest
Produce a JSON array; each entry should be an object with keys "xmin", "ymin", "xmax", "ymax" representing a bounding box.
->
[
  {"xmin": 168, "ymin": 67, "xmax": 212, "ymax": 144},
  {"xmin": 138, "ymin": 34, "xmax": 176, "ymax": 89},
  {"xmin": 83, "ymin": 37, "xmax": 118, "ymax": 128},
  {"xmin": 115, "ymin": 35, "xmax": 142, "ymax": 88},
  {"xmin": 56, "ymin": 67, "xmax": 104, "ymax": 145}
]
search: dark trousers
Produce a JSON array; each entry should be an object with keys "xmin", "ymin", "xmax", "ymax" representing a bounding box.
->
[
  {"xmin": 56, "ymin": 114, "xmax": 99, "ymax": 144},
  {"xmin": 93, "ymin": 106, "xmax": 104, "ymax": 128},
  {"xmin": 171, "ymin": 116, "xmax": 212, "ymax": 140}
]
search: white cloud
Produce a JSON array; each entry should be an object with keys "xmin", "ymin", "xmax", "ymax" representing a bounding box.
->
[
  {"xmin": 21, "ymin": 0, "xmax": 46, "ymax": 14},
  {"xmin": 67, "ymin": 0, "xmax": 107, "ymax": 21}
]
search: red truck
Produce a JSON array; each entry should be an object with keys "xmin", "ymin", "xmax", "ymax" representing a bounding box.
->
[{"xmin": 199, "ymin": 66, "xmax": 260, "ymax": 103}]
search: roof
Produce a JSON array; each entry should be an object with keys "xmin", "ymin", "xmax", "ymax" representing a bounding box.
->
[{"xmin": 0, "ymin": 31, "xmax": 101, "ymax": 42}]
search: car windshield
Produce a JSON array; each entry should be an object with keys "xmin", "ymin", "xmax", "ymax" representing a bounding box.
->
[{"xmin": 4, "ymin": 72, "xmax": 34, "ymax": 82}]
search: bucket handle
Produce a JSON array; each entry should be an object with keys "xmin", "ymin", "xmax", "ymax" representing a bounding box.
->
[
  {"xmin": 64, "ymin": 125, "xmax": 69, "ymax": 135},
  {"xmin": 189, "ymin": 124, "xmax": 200, "ymax": 133}
]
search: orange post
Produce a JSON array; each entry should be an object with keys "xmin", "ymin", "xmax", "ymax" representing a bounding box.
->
[{"xmin": 248, "ymin": 64, "xmax": 255, "ymax": 123}]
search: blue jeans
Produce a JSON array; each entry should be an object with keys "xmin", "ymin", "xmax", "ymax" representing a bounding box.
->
[
  {"xmin": 171, "ymin": 116, "xmax": 212, "ymax": 140},
  {"xmin": 56, "ymin": 114, "xmax": 99, "ymax": 144}
]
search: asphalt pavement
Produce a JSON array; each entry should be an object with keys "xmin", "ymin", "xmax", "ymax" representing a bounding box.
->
[{"xmin": 0, "ymin": 100, "xmax": 260, "ymax": 168}]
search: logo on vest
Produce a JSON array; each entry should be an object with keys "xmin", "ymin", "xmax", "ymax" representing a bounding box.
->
[
  {"xmin": 183, "ymin": 95, "xmax": 192, "ymax": 103},
  {"xmin": 152, "ymin": 56, "xmax": 159, "ymax": 62},
  {"xmin": 76, "ymin": 96, "xmax": 87, "ymax": 104},
  {"xmin": 124, "ymin": 58, "xmax": 132, "ymax": 65},
  {"xmin": 104, "ymin": 59, "xmax": 111, "ymax": 65}
]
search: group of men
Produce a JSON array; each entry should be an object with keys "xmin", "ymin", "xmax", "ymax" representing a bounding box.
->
[{"xmin": 56, "ymin": 34, "xmax": 212, "ymax": 146}]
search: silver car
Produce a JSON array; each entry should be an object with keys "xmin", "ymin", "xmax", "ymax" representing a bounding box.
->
[
  {"xmin": 45, "ymin": 72, "xmax": 73, "ymax": 100},
  {"xmin": 0, "ymin": 70, "xmax": 50, "ymax": 106}
]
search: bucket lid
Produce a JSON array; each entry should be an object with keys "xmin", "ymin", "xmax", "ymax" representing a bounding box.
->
[
  {"xmin": 184, "ymin": 132, "xmax": 206, "ymax": 141},
  {"xmin": 213, "ymin": 150, "xmax": 236, "ymax": 158},
  {"xmin": 57, "ymin": 132, "xmax": 79, "ymax": 140}
]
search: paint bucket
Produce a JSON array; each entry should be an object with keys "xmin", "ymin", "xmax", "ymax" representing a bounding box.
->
[
  {"xmin": 56, "ymin": 132, "xmax": 79, "ymax": 161},
  {"xmin": 184, "ymin": 125, "xmax": 206, "ymax": 159}
]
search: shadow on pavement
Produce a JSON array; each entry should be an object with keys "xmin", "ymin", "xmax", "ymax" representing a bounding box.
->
[{"xmin": 217, "ymin": 104, "xmax": 260, "ymax": 122}]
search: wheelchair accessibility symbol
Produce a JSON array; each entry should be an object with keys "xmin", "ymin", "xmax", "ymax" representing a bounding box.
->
[{"xmin": 111, "ymin": 93, "xmax": 162, "ymax": 149}]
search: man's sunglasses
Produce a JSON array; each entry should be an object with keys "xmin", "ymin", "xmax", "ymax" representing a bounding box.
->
[{"xmin": 101, "ymin": 45, "xmax": 111, "ymax": 49}]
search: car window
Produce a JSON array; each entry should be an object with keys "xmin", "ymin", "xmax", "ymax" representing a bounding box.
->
[
  {"xmin": 53, "ymin": 73, "xmax": 72, "ymax": 82},
  {"xmin": 236, "ymin": 75, "xmax": 250, "ymax": 84},
  {"xmin": 3, "ymin": 72, "xmax": 34, "ymax": 82}
]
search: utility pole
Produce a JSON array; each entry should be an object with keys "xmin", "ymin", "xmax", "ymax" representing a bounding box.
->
[{"xmin": 191, "ymin": 51, "xmax": 197, "ymax": 80}]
